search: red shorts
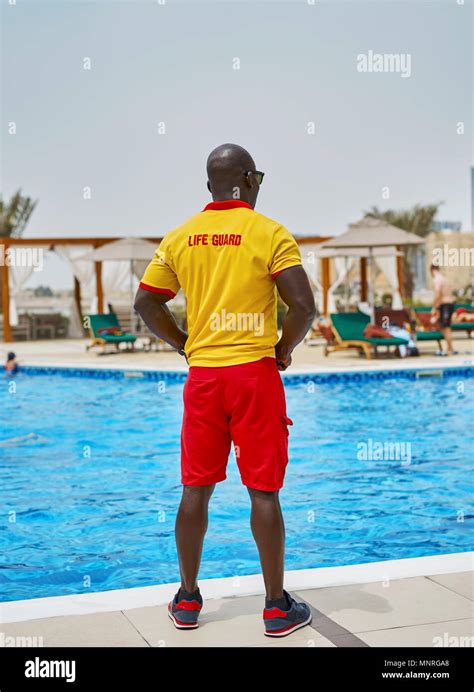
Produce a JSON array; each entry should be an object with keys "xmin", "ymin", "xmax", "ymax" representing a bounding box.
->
[{"xmin": 181, "ymin": 357, "xmax": 293, "ymax": 492}]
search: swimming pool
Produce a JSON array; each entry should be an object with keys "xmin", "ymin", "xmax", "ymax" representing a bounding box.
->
[{"xmin": 1, "ymin": 366, "xmax": 472, "ymax": 603}]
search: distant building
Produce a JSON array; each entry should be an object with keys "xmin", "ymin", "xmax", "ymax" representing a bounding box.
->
[
  {"xmin": 424, "ymin": 230, "xmax": 474, "ymax": 294},
  {"xmin": 412, "ymin": 246, "xmax": 426, "ymax": 291},
  {"xmin": 432, "ymin": 220, "xmax": 462, "ymax": 232},
  {"xmin": 413, "ymin": 217, "xmax": 468, "ymax": 292}
]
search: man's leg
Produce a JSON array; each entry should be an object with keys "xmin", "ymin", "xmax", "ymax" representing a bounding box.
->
[
  {"xmin": 175, "ymin": 484, "xmax": 215, "ymax": 592},
  {"xmin": 248, "ymin": 488, "xmax": 285, "ymax": 600},
  {"xmin": 443, "ymin": 327, "xmax": 454, "ymax": 355}
]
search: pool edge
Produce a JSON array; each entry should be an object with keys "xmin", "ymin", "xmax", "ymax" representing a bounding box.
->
[
  {"xmin": 15, "ymin": 361, "xmax": 474, "ymax": 385},
  {"xmin": 1, "ymin": 551, "xmax": 472, "ymax": 624}
]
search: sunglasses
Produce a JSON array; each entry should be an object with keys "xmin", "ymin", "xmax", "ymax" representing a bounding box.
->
[{"xmin": 246, "ymin": 170, "xmax": 265, "ymax": 185}]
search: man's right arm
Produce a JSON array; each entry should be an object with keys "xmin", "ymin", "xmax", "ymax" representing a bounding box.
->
[
  {"xmin": 134, "ymin": 288, "xmax": 187, "ymax": 352},
  {"xmin": 274, "ymin": 265, "xmax": 316, "ymax": 370}
]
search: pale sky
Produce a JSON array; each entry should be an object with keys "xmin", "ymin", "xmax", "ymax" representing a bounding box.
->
[{"xmin": 1, "ymin": 0, "xmax": 472, "ymax": 288}]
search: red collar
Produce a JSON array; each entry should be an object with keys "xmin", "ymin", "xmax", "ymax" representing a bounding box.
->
[{"xmin": 202, "ymin": 200, "xmax": 253, "ymax": 211}]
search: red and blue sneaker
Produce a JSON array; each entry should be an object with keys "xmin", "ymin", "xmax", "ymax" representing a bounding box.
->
[
  {"xmin": 263, "ymin": 590, "xmax": 312, "ymax": 637},
  {"xmin": 168, "ymin": 587, "xmax": 203, "ymax": 630}
]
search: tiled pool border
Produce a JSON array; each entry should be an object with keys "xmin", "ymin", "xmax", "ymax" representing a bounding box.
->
[{"xmin": 17, "ymin": 363, "xmax": 474, "ymax": 385}]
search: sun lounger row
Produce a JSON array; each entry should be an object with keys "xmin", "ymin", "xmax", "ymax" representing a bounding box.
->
[{"xmin": 322, "ymin": 305, "xmax": 473, "ymax": 359}]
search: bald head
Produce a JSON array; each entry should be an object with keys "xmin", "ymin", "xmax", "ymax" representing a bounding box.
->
[{"xmin": 206, "ymin": 143, "xmax": 261, "ymax": 208}]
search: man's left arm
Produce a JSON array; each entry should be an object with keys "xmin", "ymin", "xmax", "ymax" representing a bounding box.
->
[
  {"xmin": 274, "ymin": 266, "xmax": 316, "ymax": 370},
  {"xmin": 269, "ymin": 225, "xmax": 316, "ymax": 370}
]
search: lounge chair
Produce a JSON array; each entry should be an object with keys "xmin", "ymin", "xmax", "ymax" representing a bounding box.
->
[
  {"xmin": 326, "ymin": 311, "xmax": 409, "ymax": 359},
  {"xmin": 412, "ymin": 310, "xmax": 444, "ymax": 350},
  {"xmin": 305, "ymin": 317, "xmax": 335, "ymax": 346},
  {"xmin": 375, "ymin": 307, "xmax": 415, "ymax": 330},
  {"xmin": 452, "ymin": 321, "xmax": 474, "ymax": 339},
  {"xmin": 414, "ymin": 305, "xmax": 474, "ymax": 339},
  {"xmin": 86, "ymin": 313, "xmax": 136, "ymax": 353}
]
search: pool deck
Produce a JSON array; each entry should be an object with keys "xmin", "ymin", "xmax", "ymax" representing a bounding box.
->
[
  {"xmin": 1, "ymin": 553, "xmax": 473, "ymax": 647},
  {"xmin": 2, "ymin": 336, "xmax": 473, "ymax": 647},
  {"xmin": 2, "ymin": 334, "xmax": 473, "ymax": 373}
]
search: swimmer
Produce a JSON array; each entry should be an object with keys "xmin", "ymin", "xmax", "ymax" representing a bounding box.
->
[{"xmin": 5, "ymin": 352, "xmax": 18, "ymax": 374}]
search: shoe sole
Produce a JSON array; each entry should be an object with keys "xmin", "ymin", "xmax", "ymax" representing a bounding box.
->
[
  {"xmin": 168, "ymin": 605, "xmax": 199, "ymax": 630},
  {"xmin": 264, "ymin": 612, "xmax": 313, "ymax": 638}
]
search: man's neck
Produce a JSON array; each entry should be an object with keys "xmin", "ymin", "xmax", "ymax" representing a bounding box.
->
[{"xmin": 212, "ymin": 197, "xmax": 254, "ymax": 209}]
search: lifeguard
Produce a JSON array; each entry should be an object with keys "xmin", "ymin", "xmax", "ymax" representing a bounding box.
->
[{"xmin": 134, "ymin": 143, "xmax": 316, "ymax": 638}]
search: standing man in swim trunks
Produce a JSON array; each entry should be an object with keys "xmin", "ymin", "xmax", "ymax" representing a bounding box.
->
[
  {"xmin": 134, "ymin": 143, "xmax": 316, "ymax": 637},
  {"xmin": 430, "ymin": 264, "xmax": 456, "ymax": 356}
]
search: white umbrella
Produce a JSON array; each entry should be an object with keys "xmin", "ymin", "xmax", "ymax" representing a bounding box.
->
[
  {"xmin": 313, "ymin": 246, "xmax": 403, "ymax": 258},
  {"xmin": 78, "ymin": 237, "xmax": 157, "ymax": 330},
  {"xmin": 320, "ymin": 217, "xmax": 425, "ymax": 248},
  {"xmin": 78, "ymin": 237, "xmax": 157, "ymax": 262},
  {"xmin": 319, "ymin": 218, "xmax": 425, "ymax": 320}
]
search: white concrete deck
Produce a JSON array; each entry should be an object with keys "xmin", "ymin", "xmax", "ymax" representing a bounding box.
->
[
  {"xmin": 2, "ymin": 333, "xmax": 473, "ymax": 372},
  {"xmin": 1, "ymin": 554, "xmax": 472, "ymax": 647}
]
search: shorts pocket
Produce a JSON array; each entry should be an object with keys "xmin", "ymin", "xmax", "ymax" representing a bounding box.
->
[{"xmin": 282, "ymin": 414, "xmax": 293, "ymax": 435}]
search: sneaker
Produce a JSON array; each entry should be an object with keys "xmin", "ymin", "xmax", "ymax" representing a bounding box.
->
[
  {"xmin": 263, "ymin": 590, "xmax": 312, "ymax": 638},
  {"xmin": 168, "ymin": 587, "xmax": 203, "ymax": 630}
]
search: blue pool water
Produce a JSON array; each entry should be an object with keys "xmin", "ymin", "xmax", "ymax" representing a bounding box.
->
[{"xmin": 1, "ymin": 367, "xmax": 473, "ymax": 603}]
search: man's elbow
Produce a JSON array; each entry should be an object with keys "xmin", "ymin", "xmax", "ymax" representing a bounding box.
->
[
  {"xmin": 305, "ymin": 305, "xmax": 317, "ymax": 327},
  {"xmin": 298, "ymin": 295, "xmax": 317, "ymax": 323},
  {"xmin": 133, "ymin": 288, "xmax": 149, "ymax": 315},
  {"xmin": 286, "ymin": 300, "xmax": 316, "ymax": 329}
]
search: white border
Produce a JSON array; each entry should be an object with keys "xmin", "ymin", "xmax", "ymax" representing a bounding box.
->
[{"xmin": 1, "ymin": 552, "xmax": 472, "ymax": 624}]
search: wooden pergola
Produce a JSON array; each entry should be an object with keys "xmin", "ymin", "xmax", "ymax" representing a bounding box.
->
[
  {"xmin": 1, "ymin": 236, "xmax": 161, "ymax": 342},
  {"xmin": 0, "ymin": 235, "xmax": 404, "ymax": 342}
]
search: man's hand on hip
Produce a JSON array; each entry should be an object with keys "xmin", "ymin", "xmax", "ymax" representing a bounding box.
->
[{"xmin": 275, "ymin": 340, "xmax": 292, "ymax": 371}]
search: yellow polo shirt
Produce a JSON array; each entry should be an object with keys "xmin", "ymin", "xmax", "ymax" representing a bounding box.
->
[{"xmin": 140, "ymin": 200, "xmax": 302, "ymax": 366}]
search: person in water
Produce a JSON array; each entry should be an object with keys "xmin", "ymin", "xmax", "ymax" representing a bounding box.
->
[{"xmin": 5, "ymin": 352, "xmax": 19, "ymax": 374}]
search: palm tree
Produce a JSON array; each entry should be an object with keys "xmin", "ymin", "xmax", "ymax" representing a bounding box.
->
[
  {"xmin": 363, "ymin": 203, "xmax": 441, "ymax": 299},
  {"xmin": 0, "ymin": 190, "xmax": 37, "ymax": 238},
  {"xmin": 0, "ymin": 190, "xmax": 38, "ymax": 314}
]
